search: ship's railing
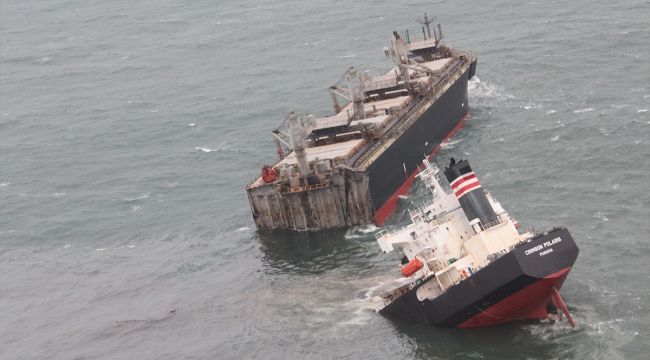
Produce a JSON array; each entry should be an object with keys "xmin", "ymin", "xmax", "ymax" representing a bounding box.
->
[
  {"xmin": 375, "ymin": 228, "xmax": 389, "ymax": 240},
  {"xmin": 365, "ymin": 77, "xmax": 400, "ymax": 92},
  {"xmin": 353, "ymin": 57, "xmax": 469, "ymax": 168},
  {"xmin": 451, "ymin": 48, "xmax": 468, "ymax": 58},
  {"xmin": 282, "ymin": 181, "xmax": 330, "ymax": 194},
  {"xmin": 408, "ymin": 199, "xmax": 434, "ymax": 221},
  {"xmin": 348, "ymin": 139, "xmax": 369, "ymax": 157},
  {"xmin": 381, "ymin": 283, "xmax": 412, "ymax": 304},
  {"xmin": 375, "ymin": 227, "xmax": 401, "ymax": 241},
  {"xmin": 480, "ymin": 212, "xmax": 509, "ymax": 231}
]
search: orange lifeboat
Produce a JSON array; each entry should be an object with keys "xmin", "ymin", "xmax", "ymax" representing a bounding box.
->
[
  {"xmin": 401, "ymin": 258, "xmax": 423, "ymax": 277},
  {"xmin": 261, "ymin": 165, "xmax": 278, "ymax": 183}
]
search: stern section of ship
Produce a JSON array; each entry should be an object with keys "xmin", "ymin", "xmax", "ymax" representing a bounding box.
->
[{"xmin": 379, "ymin": 227, "xmax": 579, "ymax": 327}]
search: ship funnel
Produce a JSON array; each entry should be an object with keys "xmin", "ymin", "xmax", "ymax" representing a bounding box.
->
[{"xmin": 443, "ymin": 158, "xmax": 497, "ymax": 227}]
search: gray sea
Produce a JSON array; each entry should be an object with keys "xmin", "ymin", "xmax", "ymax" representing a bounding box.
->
[{"xmin": 1, "ymin": 0, "xmax": 649, "ymax": 359}]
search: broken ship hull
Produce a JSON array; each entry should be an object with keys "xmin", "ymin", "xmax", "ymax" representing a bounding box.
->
[
  {"xmin": 379, "ymin": 227, "xmax": 579, "ymax": 327},
  {"xmin": 247, "ymin": 61, "xmax": 476, "ymax": 230},
  {"xmin": 369, "ymin": 63, "xmax": 472, "ymax": 224}
]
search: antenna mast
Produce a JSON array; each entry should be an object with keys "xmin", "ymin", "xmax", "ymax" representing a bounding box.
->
[{"xmin": 418, "ymin": 13, "xmax": 434, "ymax": 40}]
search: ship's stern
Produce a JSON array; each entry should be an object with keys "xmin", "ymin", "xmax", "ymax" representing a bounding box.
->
[{"xmin": 457, "ymin": 227, "xmax": 579, "ymax": 327}]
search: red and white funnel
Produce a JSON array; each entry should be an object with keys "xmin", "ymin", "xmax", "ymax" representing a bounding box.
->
[{"xmin": 444, "ymin": 158, "xmax": 497, "ymax": 227}]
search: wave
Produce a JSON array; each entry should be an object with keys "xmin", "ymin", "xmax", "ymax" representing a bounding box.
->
[
  {"xmin": 194, "ymin": 146, "xmax": 239, "ymax": 153},
  {"xmin": 309, "ymin": 274, "xmax": 407, "ymax": 332},
  {"xmin": 441, "ymin": 138, "xmax": 464, "ymax": 150},
  {"xmin": 195, "ymin": 147, "xmax": 214, "ymax": 152},
  {"xmin": 344, "ymin": 224, "xmax": 379, "ymax": 239},
  {"xmin": 523, "ymin": 103, "xmax": 541, "ymax": 110},
  {"xmin": 123, "ymin": 193, "xmax": 150, "ymax": 202},
  {"xmin": 468, "ymin": 77, "xmax": 514, "ymax": 104},
  {"xmin": 574, "ymin": 108, "xmax": 594, "ymax": 113},
  {"xmin": 593, "ymin": 211, "xmax": 609, "ymax": 222}
]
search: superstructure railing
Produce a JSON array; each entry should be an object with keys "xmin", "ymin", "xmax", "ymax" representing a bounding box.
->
[{"xmin": 279, "ymin": 181, "xmax": 330, "ymax": 194}]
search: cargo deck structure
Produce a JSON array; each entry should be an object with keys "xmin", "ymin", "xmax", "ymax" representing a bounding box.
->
[{"xmin": 246, "ymin": 15, "xmax": 478, "ymax": 230}]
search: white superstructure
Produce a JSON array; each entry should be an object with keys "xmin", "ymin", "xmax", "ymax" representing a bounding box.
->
[{"xmin": 376, "ymin": 159, "xmax": 533, "ymax": 301}]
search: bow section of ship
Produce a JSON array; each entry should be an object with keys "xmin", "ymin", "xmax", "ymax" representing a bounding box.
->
[{"xmin": 246, "ymin": 15, "xmax": 477, "ymax": 230}]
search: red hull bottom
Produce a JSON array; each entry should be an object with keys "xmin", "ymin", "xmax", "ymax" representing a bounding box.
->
[{"xmin": 458, "ymin": 268, "xmax": 572, "ymax": 328}]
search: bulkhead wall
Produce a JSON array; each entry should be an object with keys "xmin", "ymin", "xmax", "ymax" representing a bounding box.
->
[{"xmin": 246, "ymin": 169, "xmax": 374, "ymax": 230}]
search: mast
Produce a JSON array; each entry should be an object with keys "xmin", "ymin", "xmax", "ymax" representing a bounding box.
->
[
  {"xmin": 286, "ymin": 112, "xmax": 310, "ymax": 177},
  {"xmin": 418, "ymin": 13, "xmax": 434, "ymax": 40},
  {"xmin": 345, "ymin": 67, "xmax": 366, "ymax": 120},
  {"xmin": 417, "ymin": 13, "xmax": 443, "ymax": 44},
  {"xmin": 390, "ymin": 31, "xmax": 412, "ymax": 92}
]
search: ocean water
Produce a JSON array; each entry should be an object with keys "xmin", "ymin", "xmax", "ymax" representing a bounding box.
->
[{"xmin": 1, "ymin": 0, "xmax": 649, "ymax": 359}]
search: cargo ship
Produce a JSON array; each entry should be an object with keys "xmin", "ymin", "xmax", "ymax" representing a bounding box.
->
[
  {"xmin": 375, "ymin": 158, "xmax": 579, "ymax": 327},
  {"xmin": 245, "ymin": 14, "xmax": 478, "ymax": 230}
]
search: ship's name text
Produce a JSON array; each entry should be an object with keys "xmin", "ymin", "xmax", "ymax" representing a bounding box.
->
[{"xmin": 524, "ymin": 237, "xmax": 562, "ymax": 256}]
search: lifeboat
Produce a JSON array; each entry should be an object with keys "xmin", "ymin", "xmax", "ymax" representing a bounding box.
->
[
  {"xmin": 401, "ymin": 258, "xmax": 423, "ymax": 277},
  {"xmin": 261, "ymin": 165, "xmax": 278, "ymax": 183}
]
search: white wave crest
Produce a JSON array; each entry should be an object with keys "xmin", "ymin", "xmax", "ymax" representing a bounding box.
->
[
  {"xmin": 468, "ymin": 77, "xmax": 514, "ymax": 102},
  {"xmin": 344, "ymin": 224, "xmax": 379, "ymax": 239},
  {"xmin": 195, "ymin": 147, "xmax": 214, "ymax": 153},
  {"xmin": 574, "ymin": 108, "xmax": 594, "ymax": 113},
  {"xmin": 523, "ymin": 103, "xmax": 541, "ymax": 110},
  {"xmin": 123, "ymin": 193, "xmax": 150, "ymax": 202},
  {"xmin": 441, "ymin": 138, "xmax": 464, "ymax": 150},
  {"xmin": 194, "ymin": 146, "xmax": 239, "ymax": 153},
  {"xmin": 594, "ymin": 211, "xmax": 609, "ymax": 222}
]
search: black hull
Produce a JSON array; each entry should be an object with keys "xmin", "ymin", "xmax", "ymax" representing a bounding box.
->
[
  {"xmin": 246, "ymin": 59, "xmax": 476, "ymax": 230},
  {"xmin": 368, "ymin": 66, "xmax": 471, "ymax": 221},
  {"xmin": 379, "ymin": 227, "xmax": 579, "ymax": 327}
]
